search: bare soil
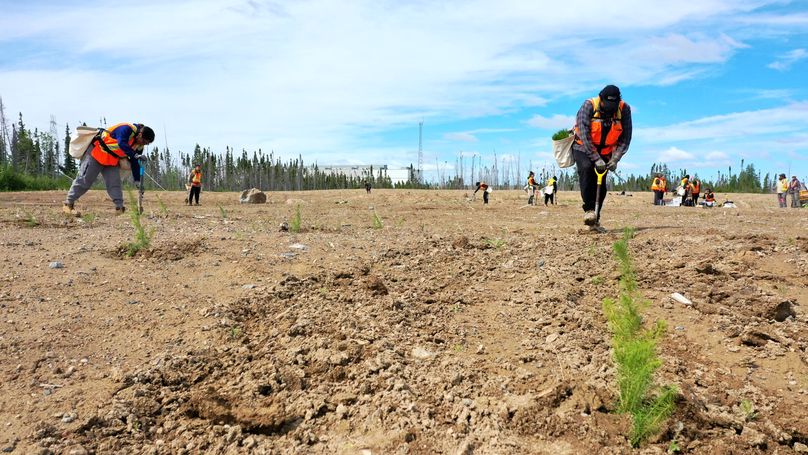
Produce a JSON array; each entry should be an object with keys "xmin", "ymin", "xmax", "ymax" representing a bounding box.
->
[{"xmin": 1, "ymin": 188, "xmax": 806, "ymax": 454}]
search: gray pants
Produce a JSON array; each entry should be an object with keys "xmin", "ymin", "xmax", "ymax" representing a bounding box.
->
[
  {"xmin": 791, "ymin": 192, "xmax": 801, "ymax": 208},
  {"xmin": 66, "ymin": 153, "xmax": 124, "ymax": 208}
]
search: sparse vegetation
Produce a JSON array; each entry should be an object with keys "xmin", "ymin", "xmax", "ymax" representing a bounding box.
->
[
  {"xmin": 125, "ymin": 188, "xmax": 154, "ymax": 257},
  {"xmin": 81, "ymin": 212, "xmax": 97, "ymax": 225},
  {"xmin": 603, "ymin": 227, "xmax": 677, "ymax": 447},
  {"xmin": 290, "ymin": 204, "xmax": 302, "ymax": 233},
  {"xmin": 156, "ymin": 195, "xmax": 169, "ymax": 217},
  {"xmin": 591, "ymin": 275, "xmax": 605, "ymax": 285},
  {"xmin": 218, "ymin": 205, "xmax": 227, "ymax": 219},
  {"xmin": 21, "ymin": 209, "xmax": 40, "ymax": 227},
  {"xmin": 484, "ymin": 238, "xmax": 506, "ymax": 249},
  {"xmin": 372, "ymin": 211, "xmax": 383, "ymax": 229},
  {"xmin": 740, "ymin": 399, "xmax": 757, "ymax": 422}
]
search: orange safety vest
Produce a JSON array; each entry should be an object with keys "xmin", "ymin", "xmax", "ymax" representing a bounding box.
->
[
  {"xmin": 479, "ymin": 183, "xmax": 489, "ymax": 191},
  {"xmin": 705, "ymin": 192, "xmax": 715, "ymax": 202},
  {"xmin": 90, "ymin": 123, "xmax": 142, "ymax": 166},
  {"xmin": 527, "ymin": 176, "xmax": 536, "ymax": 186},
  {"xmin": 651, "ymin": 178, "xmax": 662, "ymax": 191},
  {"xmin": 659, "ymin": 178, "xmax": 667, "ymax": 191},
  {"xmin": 575, "ymin": 97, "xmax": 625, "ymax": 156},
  {"xmin": 691, "ymin": 181, "xmax": 700, "ymax": 194},
  {"xmin": 190, "ymin": 170, "xmax": 202, "ymax": 186}
]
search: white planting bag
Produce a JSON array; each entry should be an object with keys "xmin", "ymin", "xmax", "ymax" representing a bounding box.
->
[
  {"xmin": 552, "ymin": 135, "xmax": 575, "ymax": 168},
  {"xmin": 69, "ymin": 126, "xmax": 100, "ymax": 159}
]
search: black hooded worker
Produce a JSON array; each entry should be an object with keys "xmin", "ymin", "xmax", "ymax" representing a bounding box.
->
[
  {"xmin": 573, "ymin": 85, "xmax": 632, "ymax": 230},
  {"xmin": 63, "ymin": 123, "xmax": 155, "ymax": 216},
  {"xmin": 474, "ymin": 181, "xmax": 490, "ymax": 204}
]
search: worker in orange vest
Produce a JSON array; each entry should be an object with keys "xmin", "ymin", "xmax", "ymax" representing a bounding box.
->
[
  {"xmin": 650, "ymin": 174, "xmax": 667, "ymax": 205},
  {"xmin": 188, "ymin": 164, "xmax": 203, "ymax": 206},
  {"xmin": 474, "ymin": 182, "xmax": 491, "ymax": 204},
  {"xmin": 703, "ymin": 188, "xmax": 716, "ymax": 207},
  {"xmin": 690, "ymin": 178, "xmax": 701, "ymax": 206},
  {"xmin": 572, "ymin": 85, "xmax": 632, "ymax": 230},
  {"xmin": 63, "ymin": 123, "xmax": 154, "ymax": 216}
]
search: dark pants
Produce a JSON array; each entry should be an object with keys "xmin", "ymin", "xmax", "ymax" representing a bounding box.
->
[
  {"xmin": 692, "ymin": 193, "xmax": 699, "ymax": 205},
  {"xmin": 573, "ymin": 148, "xmax": 608, "ymax": 213},
  {"xmin": 653, "ymin": 190, "xmax": 664, "ymax": 205},
  {"xmin": 483, "ymin": 191, "xmax": 489, "ymax": 204},
  {"xmin": 189, "ymin": 185, "xmax": 201, "ymax": 205},
  {"xmin": 544, "ymin": 193, "xmax": 554, "ymax": 205}
]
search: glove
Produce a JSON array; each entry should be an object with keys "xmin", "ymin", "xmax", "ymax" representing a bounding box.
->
[
  {"xmin": 134, "ymin": 154, "xmax": 146, "ymax": 161},
  {"xmin": 594, "ymin": 159, "xmax": 607, "ymax": 173},
  {"xmin": 606, "ymin": 160, "xmax": 618, "ymax": 172}
]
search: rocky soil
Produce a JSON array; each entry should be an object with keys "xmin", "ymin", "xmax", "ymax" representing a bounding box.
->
[{"xmin": 0, "ymin": 188, "xmax": 806, "ymax": 454}]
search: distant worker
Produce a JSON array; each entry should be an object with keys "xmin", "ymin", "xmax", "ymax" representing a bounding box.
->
[
  {"xmin": 679, "ymin": 174, "xmax": 690, "ymax": 206},
  {"xmin": 650, "ymin": 174, "xmax": 667, "ymax": 205},
  {"xmin": 544, "ymin": 175, "xmax": 556, "ymax": 206},
  {"xmin": 703, "ymin": 188, "xmax": 716, "ymax": 207},
  {"xmin": 365, "ymin": 181, "xmax": 372, "ymax": 194},
  {"xmin": 777, "ymin": 174, "xmax": 788, "ymax": 208},
  {"xmin": 474, "ymin": 181, "xmax": 491, "ymax": 204},
  {"xmin": 572, "ymin": 84, "xmax": 632, "ymax": 230},
  {"xmin": 789, "ymin": 176, "xmax": 802, "ymax": 208},
  {"xmin": 63, "ymin": 123, "xmax": 154, "ymax": 216},
  {"xmin": 188, "ymin": 164, "xmax": 202, "ymax": 206},
  {"xmin": 526, "ymin": 172, "xmax": 538, "ymax": 205},
  {"xmin": 690, "ymin": 178, "xmax": 701, "ymax": 206},
  {"xmin": 552, "ymin": 175, "xmax": 558, "ymax": 205}
]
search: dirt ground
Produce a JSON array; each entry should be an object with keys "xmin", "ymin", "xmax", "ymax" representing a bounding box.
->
[{"xmin": 0, "ymin": 187, "xmax": 806, "ymax": 454}]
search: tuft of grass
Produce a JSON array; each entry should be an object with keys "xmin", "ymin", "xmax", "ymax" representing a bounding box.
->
[
  {"xmin": 603, "ymin": 227, "xmax": 677, "ymax": 447},
  {"xmin": 484, "ymin": 238, "xmax": 506, "ymax": 249},
  {"xmin": 156, "ymin": 195, "xmax": 169, "ymax": 217},
  {"xmin": 81, "ymin": 212, "xmax": 97, "ymax": 225},
  {"xmin": 218, "ymin": 205, "xmax": 227, "ymax": 219},
  {"xmin": 125, "ymin": 188, "xmax": 154, "ymax": 257},
  {"xmin": 22, "ymin": 210, "xmax": 40, "ymax": 227},
  {"xmin": 372, "ymin": 211, "xmax": 383, "ymax": 229},
  {"xmin": 230, "ymin": 325, "xmax": 242, "ymax": 339},
  {"xmin": 591, "ymin": 275, "xmax": 605, "ymax": 285},
  {"xmin": 740, "ymin": 399, "xmax": 757, "ymax": 422},
  {"xmin": 289, "ymin": 204, "xmax": 302, "ymax": 233}
]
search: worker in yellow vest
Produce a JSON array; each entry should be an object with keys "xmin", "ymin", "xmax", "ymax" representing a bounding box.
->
[
  {"xmin": 188, "ymin": 164, "xmax": 203, "ymax": 206},
  {"xmin": 777, "ymin": 173, "xmax": 788, "ymax": 208}
]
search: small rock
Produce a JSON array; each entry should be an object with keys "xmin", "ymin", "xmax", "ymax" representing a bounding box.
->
[
  {"xmin": 49, "ymin": 262, "xmax": 64, "ymax": 269},
  {"xmin": 365, "ymin": 276, "xmax": 388, "ymax": 295},
  {"xmin": 242, "ymin": 436, "xmax": 257, "ymax": 449},
  {"xmin": 67, "ymin": 445, "xmax": 88, "ymax": 455},
  {"xmin": 411, "ymin": 347, "xmax": 434, "ymax": 360},
  {"xmin": 545, "ymin": 333, "xmax": 559, "ymax": 344},
  {"xmin": 289, "ymin": 243, "xmax": 308, "ymax": 250},
  {"xmin": 242, "ymin": 284, "xmax": 256, "ymax": 290},
  {"xmin": 335, "ymin": 404, "xmax": 348, "ymax": 419},
  {"xmin": 794, "ymin": 442, "xmax": 808, "ymax": 453},
  {"xmin": 675, "ymin": 326, "xmax": 685, "ymax": 331},
  {"xmin": 61, "ymin": 412, "xmax": 76, "ymax": 423},
  {"xmin": 671, "ymin": 293, "xmax": 692, "ymax": 306},
  {"xmin": 279, "ymin": 222, "xmax": 289, "ymax": 231}
]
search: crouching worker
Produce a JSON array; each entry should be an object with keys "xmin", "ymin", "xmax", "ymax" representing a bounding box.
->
[
  {"xmin": 63, "ymin": 123, "xmax": 154, "ymax": 216},
  {"xmin": 474, "ymin": 181, "xmax": 491, "ymax": 204},
  {"xmin": 703, "ymin": 189, "xmax": 716, "ymax": 207}
]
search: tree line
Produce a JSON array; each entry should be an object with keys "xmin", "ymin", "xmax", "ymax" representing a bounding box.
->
[{"xmin": 0, "ymin": 104, "xmax": 789, "ymax": 194}]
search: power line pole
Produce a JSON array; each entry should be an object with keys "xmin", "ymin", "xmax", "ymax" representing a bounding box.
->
[{"xmin": 418, "ymin": 120, "xmax": 423, "ymax": 183}]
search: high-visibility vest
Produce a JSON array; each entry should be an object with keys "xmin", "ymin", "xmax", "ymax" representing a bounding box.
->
[
  {"xmin": 191, "ymin": 170, "xmax": 202, "ymax": 186},
  {"xmin": 575, "ymin": 97, "xmax": 625, "ymax": 156},
  {"xmin": 527, "ymin": 176, "xmax": 536, "ymax": 186},
  {"xmin": 90, "ymin": 123, "xmax": 142, "ymax": 166},
  {"xmin": 691, "ymin": 181, "xmax": 700, "ymax": 193},
  {"xmin": 778, "ymin": 179, "xmax": 788, "ymax": 192},
  {"xmin": 659, "ymin": 178, "xmax": 667, "ymax": 191},
  {"xmin": 651, "ymin": 178, "xmax": 662, "ymax": 191},
  {"xmin": 705, "ymin": 192, "xmax": 715, "ymax": 202}
]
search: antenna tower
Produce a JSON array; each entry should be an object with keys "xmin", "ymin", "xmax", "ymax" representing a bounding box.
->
[{"xmin": 418, "ymin": 121, "xmax": 423, "ymax": 183}]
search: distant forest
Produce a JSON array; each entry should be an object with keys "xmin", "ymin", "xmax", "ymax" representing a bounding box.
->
[{"xmin": 0, "ymin": 104, "xmax": 787, "ymax": 194}]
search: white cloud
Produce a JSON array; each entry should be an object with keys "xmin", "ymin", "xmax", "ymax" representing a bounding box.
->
[
  {"xmin": 658, "ymin": 147, "xmax": 695, "ymax": 162},
  {"xmin": 767, "ymin": 48, "xmax": 808, "ymax": 71},
  {"xmin": 444, "ymin": 132, "xmax": 479, "ymax": 143},
  {"xmin": 526, "ymin": 114, "xmax": 575, "ymax": 130}
]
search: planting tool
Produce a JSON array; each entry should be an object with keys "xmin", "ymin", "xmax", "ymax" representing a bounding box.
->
[
  {"xmin": 594, "ymin": 168, "xmax": 607, "ymax": 223},
  {"xmin": 137, "ymin": 157, "xmax": 145, "ymax": 214}
]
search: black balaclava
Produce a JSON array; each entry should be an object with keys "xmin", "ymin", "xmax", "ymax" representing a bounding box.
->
[{"xmin": 598, "ymin": 85, "xmax": 621, "ymax": 116}]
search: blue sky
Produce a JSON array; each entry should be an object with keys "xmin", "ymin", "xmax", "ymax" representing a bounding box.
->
[{"xmin": 1, "ymin": 0, "xmax": 807, "ymax": 184}]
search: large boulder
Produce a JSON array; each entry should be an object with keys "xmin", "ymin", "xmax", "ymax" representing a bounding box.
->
[{"xmin": 239, "ymin": 188, "xmax": 267, "ymax": 204}]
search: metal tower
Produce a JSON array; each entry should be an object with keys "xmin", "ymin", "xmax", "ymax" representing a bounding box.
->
[{"xmin": 418, "ymin": 121, "xmax": 423, "ymax": 183}]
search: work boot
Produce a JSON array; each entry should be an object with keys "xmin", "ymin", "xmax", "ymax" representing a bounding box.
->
[
  {"xmin": 589, "ymin": 223, "xmax": 607, "ymax": 234},
  {"xmin": 583, "ymin": 211, "xmax": 597, "ymax": 226},
  {"xmin": 63, "ymin": 202, "xmax": 81, "ymax": 217},
  {"xmin": 115, "ymin": 206, "xmax": 126, "ymax": 215}
]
